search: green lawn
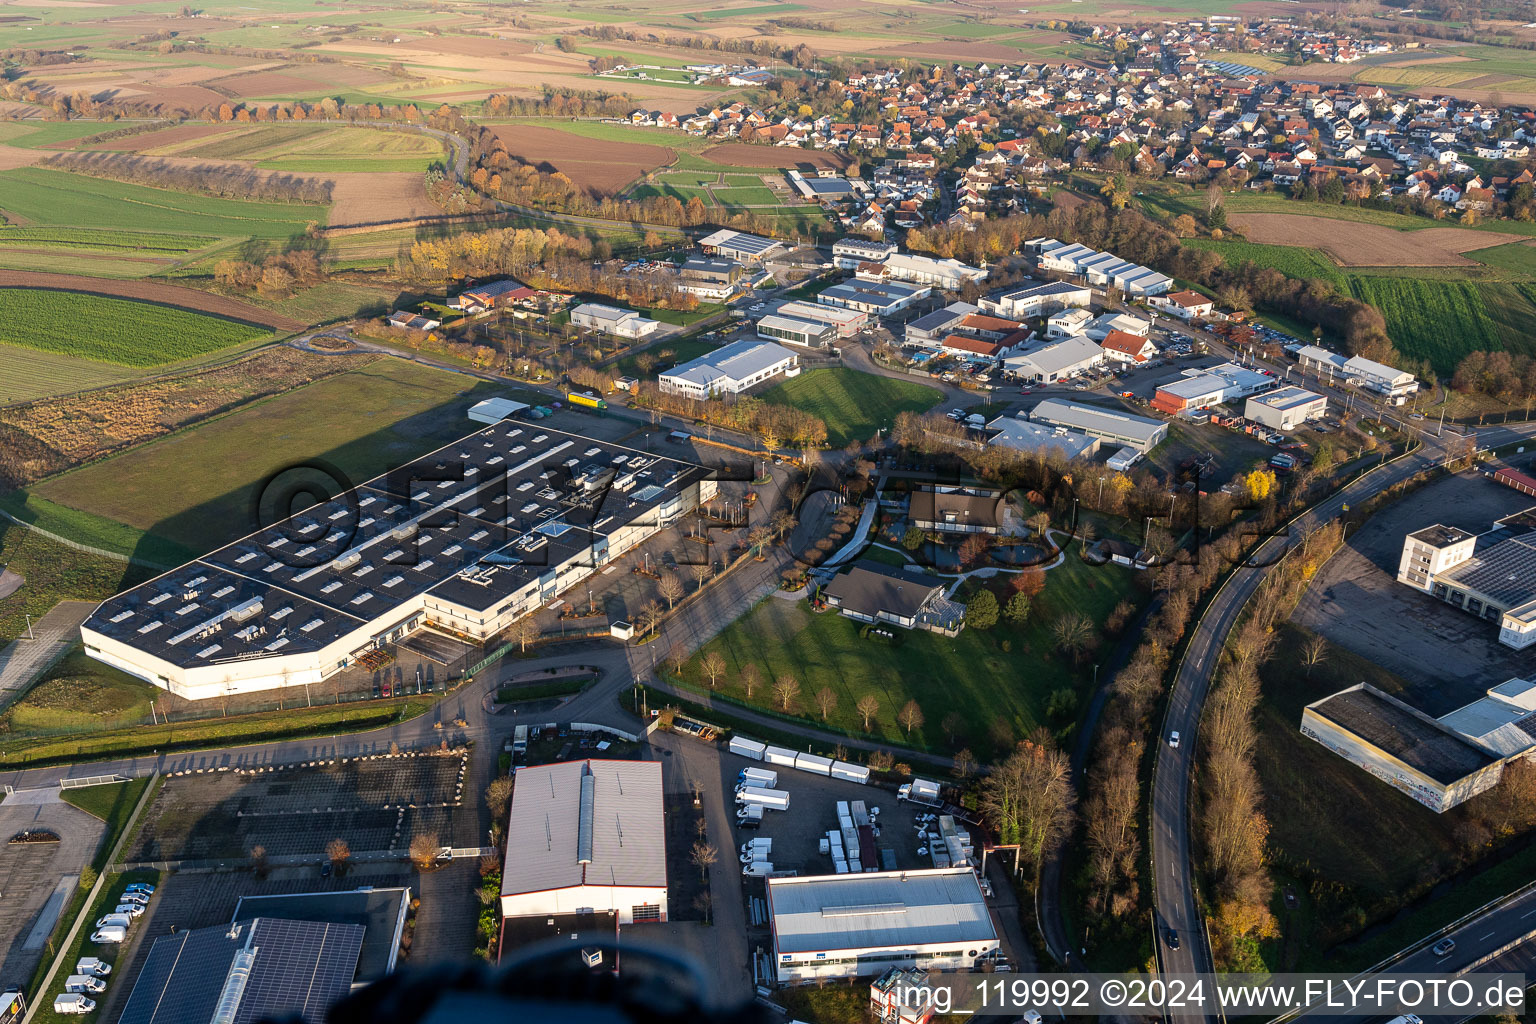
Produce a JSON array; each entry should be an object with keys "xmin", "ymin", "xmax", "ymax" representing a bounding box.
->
[
  {"xmin": 0, "ymin": 527, "xmax": 136, "ymax": 648},
  {"xmin": 0, "ymin": 289, "xmax": 271, "ymax": 367},
  {"xmin": 0, "ymin": 167, "xmax": 322, "ymax": 238},
  {"xmin": 614, "ymin": 337, "xmax": 719, "ymax": 379},
  {"xmin": 7, "ymin": 651, "xmax": 156, "ymax": 733},
  {"xmin": 761, "ymin": 368, "xmax": 942, "ymax": 447},
  {"xmin": 33, "ymin": 360, "xmax": 504, "ymax": 555},
  {"xmin": 676, "ymin": 555, "xmax": 1137, "ymax": 761},
  {"xmin": 1182, "ymin": 238, "xmax": 1346, "ymax": 287},
  {"xmin": 1346, "ymin": 277, "xmax": 1510, "ymax": 374},
  {"xmin": 58, "ymin": 778, "xmax": 152, "ymax": 872}
]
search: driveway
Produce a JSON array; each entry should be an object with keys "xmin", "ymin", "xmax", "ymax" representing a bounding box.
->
[{"xmin": 0, "ymin": 600, "xmax": 97, "ymax": 712}]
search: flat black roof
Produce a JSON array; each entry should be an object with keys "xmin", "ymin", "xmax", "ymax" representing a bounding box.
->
[
  {"xmin": 1310, "ymin": 686, "xmax": 1497, "ymax": 785},
  {"xmin": 1409, "ymin": 524, "xmax": 1471, "ymax": 547},
  {"xmin": 84, "ymin": 425, "xmax": 709, "ymax": 669}
]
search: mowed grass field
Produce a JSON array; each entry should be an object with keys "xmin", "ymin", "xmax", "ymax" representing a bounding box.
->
[
  {"xmin": 144, "ymin": 123, "xmax": 445, "ymax": 173},
  {"xmin": 0, "ymin": 289, "xmax": 270, "ymax": 366},
  {"xmin": 0, "ymin": 346, "xmax": 142, "ymax": 404},
  {"xmin": 676, "ymin": 555, "xmax": 1138, "ymax": 760},
  {"xmin": 762, "ymin": 368, "xmax": 941, "ymax": 447},
  {"xmin": 0, "ymin": 167, "xmax": 322, "ymax": 238},
  {"xmin": 34, "ymin": 360, "xmax": 505, "ymax": 555}
]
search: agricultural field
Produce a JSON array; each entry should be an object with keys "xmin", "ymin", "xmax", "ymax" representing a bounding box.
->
[
  {"xmin": 0, "ymin": 346, "xmax": 143, "ymax": 405},
  {"xmin": 0, "ymin": 289, "xmax": 271, "ymax": 367},
  {"xmin": 1346, "ymin": 277, "xmax": 1508, "ymax": 372},
  {"xmin": 1231, "ymin": 213, "xmax": 1524, "ymax": 266},
  {"xmin": 130, "ymin": 123, "xmax": 446, "ymax": 174},
  {"xmin": 1181, "ymin": 238, "xmax": 1345, "ymax": 286},
  {"xmin": 32, "ymin": 359, "xmax": 506, "ymax": 555},
  {"xmin": 487, "ymin": 123, "xmax": 675, "ymax": 195},
  {"xmin": 675, "ymin": 554, "xmax": 1139, "ymax": 761},
  {"xmin": 761, "ymin": 368, "xmax": 942, "ymax": 447},
  {"xmin": 0, "ymin": 167, "xmax": 322, "ymax": 239}
]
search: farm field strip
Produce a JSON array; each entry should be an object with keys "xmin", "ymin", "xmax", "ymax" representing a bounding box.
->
[
  {"xmin": 0, "ymin": 345, "xmax": 141, "ymax": 405},
  {"xmin": 0, "ymin": 289, "xmax": 273, "ymax": 367}
]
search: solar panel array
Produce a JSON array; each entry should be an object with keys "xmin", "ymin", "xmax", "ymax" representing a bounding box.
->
[{"xmin": 117, "ymin": 918, "xmax": 364, "ymax": 1024}]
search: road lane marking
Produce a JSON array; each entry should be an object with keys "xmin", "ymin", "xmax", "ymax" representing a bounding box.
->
[{"xmin": 1481, "ymin": 931, "xmax": 1496, "ymax": 940}]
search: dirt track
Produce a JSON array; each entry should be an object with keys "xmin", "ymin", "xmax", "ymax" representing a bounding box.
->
[
  {"xmin": 0, "ymin": 271, "xmax": 305, "ymax": 331},
  {"xmin": 1232, "ymin": 212, "xmax": 1527, "ymax": 266}
]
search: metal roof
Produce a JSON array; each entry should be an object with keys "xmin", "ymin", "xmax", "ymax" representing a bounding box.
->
[
  {"xmin": 986, "ymin": 415, "xmax": 1099, "ymax": 459},
  {"xmin": 660, "ymin": 339, "xmax": 798, "ymax": 389},
  {"xmin": 1004, "ymin": 335, "xmax": 1101, "ymax": 377},
  {"xmin": 698, "ymin": 228, "xmax": 782, "ymax": 256},
  {"xmin": 501, "ymin": 760, "xmax": 667, "ymax": 902},
  {"xmin": 1307, "ymin": 685, "xmax": 1497, "ymax": 785},
  {"xmin": 1030, "ymin": 398, "xmax": 1166, "ymax": 444},
  {"xmin": 1248, "ymin": 385, "xmax": 1325, "ymax": 412},
  {"xmin": 767, "ymin": 868, "xmax": 995, "ymax": 953}
]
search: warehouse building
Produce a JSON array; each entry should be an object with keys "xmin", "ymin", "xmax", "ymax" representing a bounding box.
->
[
  {"xmin": 1244, "ymin": 386, "xmax": 1327, "ymax": 431},
  {"xmin": 81, "ymin": 427, "xmax": 715, "ymax": 699},
  {"xmin": 774, "ymin": 299, "xmax": 868, "ymax": 338},
  {"xmin": 1003, "ymin": 335, "xmax": 1104, "ymax": 383},
  {"xmin": 766, "ymin": 868, "xmax": 998, "ymax": 982},
  {"xmin": 659, "ymin": 338, "xmax": 800, "ymax": 398},
  {"xmin": 232, "ymin": 887, "xmax": 413, "ymax": 985},
  {"xmin": 757, "ymin": 313, "xmax": 836, "ymax": 349},
  {"xmin": 980, "ymin": 280, "xmax": 1092, "ymax": 319},
  {"xmin": 1030, "ymin": 398, "xmax": 1168, "ymax": 452},
  {"xmin": 833, "ymin": 238, "xmax": 896, "ymax": 269},
  {"xmin": 1150, "ymin": 362, "xmax": 1273, "ymax": 416},
  {"xmin": 1027, "ymin": 238, "xmax": 1172, "ymax": 296},
  {"xmin": 1301, "ymin": 684, "xmax": 1506, "ymax": 812},
  {"xmin": 903, "ymin": 303, "xmax": 977, "ymax": 348},
  {"xmin": 698, "ymin": 228, "xmax": 786, "ymax": 263},
  {"xmin": 676, "ymin": 257, "xmax": 744, "ymax": 300},
  {"xmin": 880, "ymin": 252, "xmax": 987, "ymax": 291},
  {"xmin": 1397, "ymin": 522, "xmax": 1536, "ymax": 649},
  {"xmin": 818, "ymin": 279, "xmax": 929, "ymax": 316},
  {"xmin": 986, "ymin": 414, "xmax": 1100, "ymax": 461},
  {"xmin": 571, "ymin": 302, "xmax": 660, "ymax": 339},
  {"xmin": 502, "ymin": 759, "xmax": 667, "ymax": 924},
  {"xmin": 118, "ymin": 918, "xmax": 366, "ymax": 1024},
  {"xmin": 1297, "ymin": 345, "xmax": 1419, "ymax": 404}
]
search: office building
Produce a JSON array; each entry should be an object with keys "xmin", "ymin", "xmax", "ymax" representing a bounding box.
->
[
  {"xmin": 1298, "ymin": 344, "xmax": 1419, "ymax": 404},
  {"xmin": 658, "ymin": 338, "xmax": 800, "ymax": 398},
  {"xmin": 832, "ymin": 238, "xmax": 896, "ymax": 269},
  {"xmin": 1397, "ymin": 522, "xmax": 1536, "ymax": 649},
  {"xmin": 570, "ymin": 303, "xmax": 660, "ymax": 339},
  {"xmin": 1244, "ymin": 386, "xmax": 1327, "ymax": 431},
  {"xmin": 757, "ymin": 313, "xmax": 836, "ymax": 349},
  {"xmin": 773, "ymin": 299, "xmax": 868, "ymax": 338},
  {"xmin": 818, "ymin": 279, "xmax": 928, "ymax": 316},
  {"xmin": 698, "ymin": 228, "xmax": 786, "ymax": 263}
]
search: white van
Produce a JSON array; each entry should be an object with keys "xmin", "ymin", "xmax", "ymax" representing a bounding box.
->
[
  {"xmin": 91, "ymin": 926, "xmax": 127, "ymax": 944},
  {"xmin": 63, "ymin": 976, "xmax": 105, "ymax": 995},
  {"xmin": 53, "ymin": 994, "xmax": 95, "ymax": 1014},
  {"xmin": 95, "ymin": 913, "xmax": 132, "ymax": 931}
]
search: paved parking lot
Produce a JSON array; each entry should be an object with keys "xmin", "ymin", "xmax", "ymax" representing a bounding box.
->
[
  {"xmin": 126, "ymin": 751, "xmax": 469, "ymax": 863},
  {"xmin": 0, "ymin": 795, "xmax": 103, "ymax": 986},
  {"xmin": 1292, "ymin": 471, "xmax": 1536, "ymax": 715}
]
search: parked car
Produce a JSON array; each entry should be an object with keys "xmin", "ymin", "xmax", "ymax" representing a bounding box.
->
[
  {"xmin": 95, "ymin": 914, "xmax": 132, "ymax": 931},
  {"xmin": 117, "ymin": 893, "xmax": 149, "ymax": 906},
  {"xmin": 122, "ymin": 883, "xmax": 154, "ymax": 895},
  {"xmin": 112, "ymin": 904, "xmax": 144, "ymax": 918},
  {"xmin": 91, "ymin": 926, "xmax": 127, "ymax": 944}
]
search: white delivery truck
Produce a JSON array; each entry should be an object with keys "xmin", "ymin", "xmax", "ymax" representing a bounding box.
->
[
  {"xmin": 742, "ymin": 861, "xmax": 774, "ymax": 877},
  {"xmin": 831, "ymin": 761, "xmax": 870, "ymax": 784},
  {"xmin": 898, "ymin": 778, "xmax": 943, "ymax": 806},
  {"xmin": 75, "ymin": 958, "xmax": 111, "ymax": 978},
  {"xmin": 91, "ymin": 926, "xmax": 127, "ymax": 944},
  {"xmin": 762, "ymin": 745, "xmax": 798, "ymax": 768},
  {"xmin": 735, "ymin": 786, "xmax": 790, "ymax": 810},
  {"xmin": 794, "ymin": 752, "xmax": 833, "ymax": 776},
  {"xmin": 739, "ymin": 767, "xmax": 777, "ymax": 788},
  {"xmin": 736, "ymin": 804, "xmax": 765, "ymax": 829},
  {"xmin": 728, "ymin": 736, "xmax": 767, "ymax": 760},
  {"xmin": 52, "ymin": 995, "xmax": 95, "ymax": 1015},
  {"xmin": 63, "ymin": 976, "xmax": 105, "ymax": 995}
]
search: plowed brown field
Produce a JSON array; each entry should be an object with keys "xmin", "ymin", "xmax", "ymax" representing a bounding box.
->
[
  {"xmin": 1232, "ymin": 212, "xmax": 1525, "ymax": 266},
  {"xmin": 489, "ymin": 124, "xmax": 673, "ymax": 195}
]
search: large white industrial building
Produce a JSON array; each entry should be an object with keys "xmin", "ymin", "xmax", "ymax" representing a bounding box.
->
[
  {"xmin": 767, "ymin": 868, "xmax": 998, "ymax": 982},
  {"xmin": 80, "ymin": 425, "xmax": 715, "ymax": 700},
  {"xmin": 659, "ymin": 338, "xmax": 800, "ymax": 398},
  {"xmin": 501, "ymin": 759, "xmax": 668, "ymax": 924}
]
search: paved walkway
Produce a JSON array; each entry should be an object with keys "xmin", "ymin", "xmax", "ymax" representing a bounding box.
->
[{"xmin": 0, "ymin": 600, "xmax": 96, "ymax": 711}]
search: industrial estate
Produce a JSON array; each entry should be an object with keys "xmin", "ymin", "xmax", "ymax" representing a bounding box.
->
[{"xmin": 7, "ymin": 0, "xmax": 1536, "ymax": 1021}]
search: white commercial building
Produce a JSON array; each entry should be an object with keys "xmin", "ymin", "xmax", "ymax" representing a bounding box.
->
[
  {"xmin": 659, "ymin": 338, "xmax": 800, "ymax": 398},
  {"xmin": 981, "ymin": 280, "xmax": 1092, "ymax": 319},
  {"xmin": 1397, "ymin": 522, "xmax": 1536, "ymax": 649},
  {"xmin": 757, "ymin": 313, "xmax": 836, "ymax": 349},
  {"xmin": 571, "ymin": 302, "xmax": 660, "ymax": 339},
  {"xmin": 1030, "ymin": 398, "xmax": 1168, "ymax": 452},
  {"xmin": 698, "ymin": 228, "xmax": 786, "ymax": 263},
  {"xmin": 832, "ymin": 238, "xmax": 896, "ymax": 269},
  {"xmin": 1297, "ymin": 344, "xmax": 1419, "ymax": 404},
  {"xmin": 80, "ymin": 426, "xmax": 715, "ymax": 699},
  {"xmin": 881, "ymin": 252, "xmax": 987, "ymax": 291},
  {"xmin": 1003, "ymin": 335, "xmax": 1104, "ymax": 382},
  {"xmin": 1046, "ymin": 308, "xmax": 1093, "ymax": 338},
  {"xmin": 1149, "ymin": 289, "xmax": 1216, "ymax": 321},
  {"xmin": 767, "ymin": 868, "xmax": 998, "ymax": 982},
  {"xmin": 501, "ymin": 759, "xmax": 667, "ymax": 924},
  {"xmin": 1244, "ymin": 386, "xmax": 1327, "ymax": 431},
  {"xmin": 1027, "ymin": 238, "xmax": 1172, "ymax": 296},
  {"xmin": 1083, "ymin": 311, "xmax": 1150, "ymax": 341},
  {"xmin": 774, "ymin": 299, "xmax": 868, "ymax": 338},
  {"xmin": 987, "ymin": 414, "xmax": 1100, "ymax": 460}
]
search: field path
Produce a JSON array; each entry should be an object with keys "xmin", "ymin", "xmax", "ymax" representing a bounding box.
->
[{"xmin": 0, "ymin": 270, "xmax": 304, "ymax": 331}]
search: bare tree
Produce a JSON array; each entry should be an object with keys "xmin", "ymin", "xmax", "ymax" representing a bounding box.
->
[
  {"xmin": 814, "ymin": 686, "xmax": 838, "ymax": 721},
  {"xmin": 740, "ymin": 663, "xmax": 761, "ymax": 699},
  {"xmin": 658, "ymin": 571, "xmax": 684, "ymax": 610},
  {"xmin": 690, "ymin": 840, "xmax": 718, "ymax": 882},
  {"xmin": 665, "ymin": 644, "xmax": 688, "ymax": 676},
  {"xmin": 773, "ymin": 674, "xmax": 801, "ymax": 711},
  {"xmin": 898, "ymin": 699, "xmax": 925, "ymax": 737},
  {"xmin": 748, "ymin": 526, "xmax": 773, "ymax": 558},
  {"xmin": 691, "ymin": 560, "xmax": 713, "ymax": 592},
  {"xmin": 855, "ymin": 694, "xmax": 880, "ymax": 730},
  {"xmin": 1300, "ymin": 634, "xmax": 1328, "ymax": 677},
  {"xmin": 639, "ymin": 599, "xmax": 662, "ymax": 638},
  {"xmin": 867, "ymin": 749, "xmax": 895, "ymax": 773},
  {"xmin": 485, "ymin": 776, "xmax": 514, "ymax": 823},
  {"xmin": 250, "ymin": 844, "xmax": 267, "ymax": 877},
  {"xmin": 409, "ymin": 833, "xmax": 441, "ymax": 870},
  {"xmin": 701, "ymin": 651, "xmax": 726, "ymax": 690},
  {"xmin": 941, "ymin": 711, "xmax": 965, "ymax": 745},
  {"xmin": 510, "ymin": 614, "xmax": 539, "ymax": 653},
  {"xmin": 952, "ymin": 748, "xmax": 977, "ymax": 780},
  {"xmin": 981, "ymin": 740, "xmax": 1076, "ymax": 882},
  {"xmin": 1051, "ymin": 612, "xmax": 1096, "ymax": 662}
]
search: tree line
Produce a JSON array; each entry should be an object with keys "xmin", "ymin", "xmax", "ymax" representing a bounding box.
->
[
  {"xmin": 629, "ymin": 383, "xmax": 829, "ymax": 448},
  {"xmin": 42, "ymin": 151, "xmax": 333, "ymax": 205}
]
